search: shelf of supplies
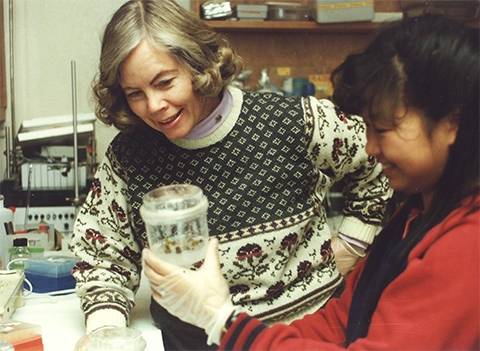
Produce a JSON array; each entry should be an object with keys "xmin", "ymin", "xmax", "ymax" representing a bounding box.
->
[
  {"xmin": 205, "ymin": 20, "xmax": 382, "ymax": 33},
  {"xmin": 204, "ymin": 19, "xmax": 479, "ymax": 33}
]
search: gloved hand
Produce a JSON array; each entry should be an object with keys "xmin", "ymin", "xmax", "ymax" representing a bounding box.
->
[
  {"xmin": 331, "ymin": 236, "xmax": 366, "ymax": 277},
  {"xmin": 142, "ymin": 238, "xmax": 242, "ymax": 345}
]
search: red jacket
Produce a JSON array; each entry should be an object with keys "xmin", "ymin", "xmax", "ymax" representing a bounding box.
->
[{"xmin": 219, "ymin": 195, "xmax": 480, "ymax": 350}]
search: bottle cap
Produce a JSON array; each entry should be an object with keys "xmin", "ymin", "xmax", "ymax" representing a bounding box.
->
[{"xmin": 13, "ymin": 238, "xmax": 28, "ymax": 247}]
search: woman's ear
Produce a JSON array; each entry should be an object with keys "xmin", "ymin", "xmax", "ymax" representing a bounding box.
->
[{"xmin": 442, "ymin": 111, "xmax": 460, "ymax": 146}]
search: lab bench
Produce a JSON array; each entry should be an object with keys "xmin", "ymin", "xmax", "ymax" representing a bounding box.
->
[{"xmin": 10, "ymin": 266, "xmax": 163, "ymax": 351}]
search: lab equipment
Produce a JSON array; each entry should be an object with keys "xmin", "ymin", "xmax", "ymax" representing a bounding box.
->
[
  {"xmin": 24, "ymin": 256, "xmax": 78, "ymax": 293},
  {"xmin": 0, "ymin": 271, "xmax": 24, "ymax": 320},
  {"xmin": 0, "ymin": 196, "xmax": 14, "ymax": 270},
  {"xmin": 282, "ymin": 78, "xmax": 294, "ymax": 97},
  {"xmin": 74, "ymin": 327, "xmax": 146, "ymax": 351},
  {"xmin": 140, "ymin": 184, "xmax": 209, "ymax": 267},
  {"xmin": 0, "ymin": 320, "xmax": 43, "ymax": 350},
  {"xmin": 16, "ymin": 113, "xmax": 95, "ymax": 149},
  {"xmin": 5, "ymin": 226, "xmax": 51, "ymax": 258},
  {"xmin": 302, "ymin": 82, "xmax": 316, "ymax": 97},
  {"xmin": 12, "ymin": 206, "xmax": 76, "ymax": 249},
  {"xmin": 292, "ymin": 78, "xmax": 309, "ymax": 96},
  {"xmin": 20, "ymin": 163, "xmax": 88, "ymax": 191},
  {"xmin": 256, "ymin": 69, "xmax": 281, "ymax": 94},
  {"xmin": 231, "ymin": 70, "xmax": 252, "ymax": 91},
  {"xmin": 8, "ymin": 239, "xmax": 31, "ymax": 271}
]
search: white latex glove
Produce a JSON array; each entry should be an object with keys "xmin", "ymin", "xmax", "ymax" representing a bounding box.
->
[
  {"xmin": 142, "ymin": 238, "xmax": 241, "ymax": 346},
  {"xmin": 331, "ymin": 236, "xmax": 366, "ymax": 276}
]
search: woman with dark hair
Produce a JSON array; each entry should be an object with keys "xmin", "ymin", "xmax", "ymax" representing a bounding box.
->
[
  {"xmin": 143, "ymin": 14, "xmax": 479, "ymax": 350},
  {"xmin": 70, "ymin": 0, "xmax": 390, "ymax": 349}
]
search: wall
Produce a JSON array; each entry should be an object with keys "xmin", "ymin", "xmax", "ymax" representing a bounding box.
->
[
  {"xmin": 0, "ymin": 0, "xmax": 124, "ymax": 183},
  {"xmin": 0, "ymin": 0, "xmax": 191, "ymax": 184}
]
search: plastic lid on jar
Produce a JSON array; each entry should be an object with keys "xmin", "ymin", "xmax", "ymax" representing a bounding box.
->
[{"xmin": 140, "ymin": 184, "xmax": 208, "ymax": 223}]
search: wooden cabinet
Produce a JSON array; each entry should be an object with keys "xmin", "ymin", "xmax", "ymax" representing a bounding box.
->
[
  {"xmin": 192, "ymin": 0, "xmax": 402, "ymax": 90},
  {"xmin": 192, "ymin": 0, "xmax": 477, "ymax": 91}
]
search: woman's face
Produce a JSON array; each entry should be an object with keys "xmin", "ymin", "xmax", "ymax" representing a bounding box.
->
[
  {"xmin": 364, "ymin": 107, "xmax": 458, "ymax": 209},
  {"xmin": 120, "ymin": 40, "xmax": 217, "ymax": 140}
]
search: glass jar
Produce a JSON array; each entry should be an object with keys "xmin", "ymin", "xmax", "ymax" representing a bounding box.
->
[{"xmin": 140, "ymin": 184, "xmax": 209, "ymax": 267}]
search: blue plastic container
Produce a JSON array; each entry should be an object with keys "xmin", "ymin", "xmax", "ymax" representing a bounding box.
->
[{"xmin": 24, "ymin": 256, "xmax": 78, "ymax": 293}]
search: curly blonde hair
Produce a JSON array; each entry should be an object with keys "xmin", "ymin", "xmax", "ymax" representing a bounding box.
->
[{"xmin": 93, "ymin": 0, "xmax": 244, "ymax": 132}]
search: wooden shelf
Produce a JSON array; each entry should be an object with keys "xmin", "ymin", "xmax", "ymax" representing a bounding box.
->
[
  {"xmin": 205, "ymin": 19, "xmax": 479, "ymax": 34},
  {"xmin": 205, "ymin": 20, "xmax": 382, "ymax": 33}
]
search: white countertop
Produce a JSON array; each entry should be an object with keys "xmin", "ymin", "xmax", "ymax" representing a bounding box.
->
[
  {"xmin": 6, "ymin": 218, "xmax": 346, "ymax": 350},
  {"xmin": 11, "ymin": 272, "xmax": 164, "ymax": 351}
]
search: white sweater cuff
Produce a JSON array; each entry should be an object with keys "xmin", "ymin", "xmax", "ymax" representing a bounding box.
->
[
  {"xmin": 338, "ymin": 216, "xmax": 380, "ymax": 245},
  {"xmin": 85, "ymin": 309, "xmax": 128, "ymax": 334}
]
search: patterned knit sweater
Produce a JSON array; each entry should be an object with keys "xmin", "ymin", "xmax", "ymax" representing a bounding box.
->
[{"xmin": 70, "ymin": 87, "xmax": 391, "ymax": 333}]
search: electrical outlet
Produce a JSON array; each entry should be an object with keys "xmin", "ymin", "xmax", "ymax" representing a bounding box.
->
[{"xmin": 12, "ymin": 206, "xmax": 78, "ymax": 236}]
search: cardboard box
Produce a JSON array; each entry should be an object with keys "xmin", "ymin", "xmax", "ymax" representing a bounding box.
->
[
  {"xmin": 235, "ymin": 4, "xmax": 268, "ymax": 20},
  {"xmin": 314, "ymin": 0, "xmax": 374, "ymax": 23}
]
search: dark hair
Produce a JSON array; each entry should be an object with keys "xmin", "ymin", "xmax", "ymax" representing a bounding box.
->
[
  {"xmin": 332, "ymin": 14, "xmax": 479, "ymax": 231},
  {"xmin": 332, "ymin": 15, "xmax": 479, "ymax": 343}
]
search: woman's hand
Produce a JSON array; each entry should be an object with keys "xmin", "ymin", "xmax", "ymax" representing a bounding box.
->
[
  {"xmin": 142, "ymin": 238, "xmax": 241, "ymax": 345},
  {"xmin": 331, "ymin": 236, "xmax": 365, "ymax": 277}
]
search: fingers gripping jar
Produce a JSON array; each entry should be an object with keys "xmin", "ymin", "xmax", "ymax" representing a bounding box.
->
[{"xmin": 140, "ymin": 184, "xmax": 209, "ymax": 267}]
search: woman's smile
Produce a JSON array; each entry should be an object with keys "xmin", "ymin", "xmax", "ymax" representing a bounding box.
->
[{"xmin": 156, "ymin": 109, "xmax": 184, "ymax": 127}]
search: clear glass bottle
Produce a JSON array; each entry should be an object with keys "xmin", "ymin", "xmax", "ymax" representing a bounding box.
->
[
  {"xmin": 9, "ymin": 238, "xmax": 31, "ymax": 270},
  {"xmin": 74, "ymin": 327, "xmax": 147, "ymax": 351}
]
